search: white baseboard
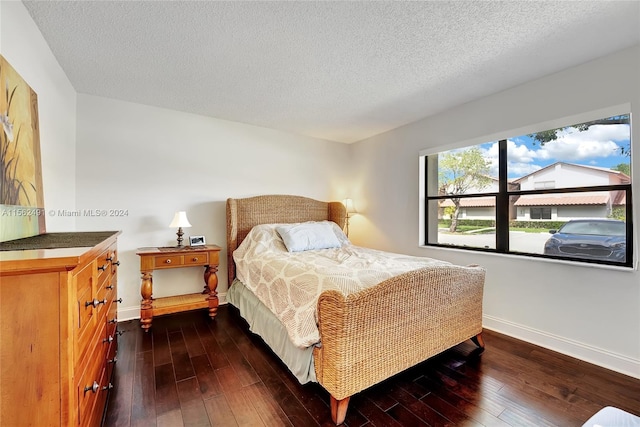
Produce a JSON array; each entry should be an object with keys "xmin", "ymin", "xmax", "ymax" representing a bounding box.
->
[
  {"xmin": 117, "ymin": 292, "xmax": 229, "ymax": 322},
  {"xmin": 483, "ymin": 314, "xmax": 640, "ymax": 380},
  {"xmin": 117, "ymin": 306, "xmax": 140, "ymax": 322}
]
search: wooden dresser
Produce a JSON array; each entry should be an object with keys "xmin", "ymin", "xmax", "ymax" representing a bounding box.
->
[{"xmin": 0, "ymin": 231, "xmax": 121, "ymax": 426}]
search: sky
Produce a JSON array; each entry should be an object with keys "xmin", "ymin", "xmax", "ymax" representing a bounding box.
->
[{"xmin": 479, "ymin": 122, "xmax": 631, "ymax": 179}]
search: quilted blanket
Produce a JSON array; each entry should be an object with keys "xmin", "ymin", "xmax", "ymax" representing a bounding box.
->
[{"xmin": 233, "ymin": 222, "xmax": 451, "ymax": 348}]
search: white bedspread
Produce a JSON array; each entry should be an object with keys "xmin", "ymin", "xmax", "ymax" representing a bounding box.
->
[{"xmin": 233, "ymin": 222, "xmax": 451, "ymax": 348}]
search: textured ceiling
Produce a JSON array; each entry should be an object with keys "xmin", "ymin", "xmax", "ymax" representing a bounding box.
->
[{"xmin": 22, "ymin": 1, "xmax": 640, "ymax": 143}]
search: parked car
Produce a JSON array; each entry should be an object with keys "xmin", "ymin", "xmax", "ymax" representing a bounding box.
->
[{"xmin": 543, "ymin": 219, "xmax": 627, "ymax": 263}]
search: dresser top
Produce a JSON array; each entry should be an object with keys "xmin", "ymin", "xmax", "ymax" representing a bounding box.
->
[
  {"xmin": 0, "ymin": 231, "xmax": 120, "ymax": 273},
  {"xmin": 0, "ymin": 231, "xmax": 119, "ymax": 251}
]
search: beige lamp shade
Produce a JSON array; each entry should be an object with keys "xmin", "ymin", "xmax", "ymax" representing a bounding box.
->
[
  {"xmin": 343, "ymin": 198, "xmax": 357, "ymax": 215},
  {"xmin": 169, "ymin": 211, "xmax": 192, "ymax": 228}
]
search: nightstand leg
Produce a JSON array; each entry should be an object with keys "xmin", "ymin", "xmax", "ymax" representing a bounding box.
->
[
  {"xmin": 204, "ymin": 265, "xmax": 219, "ymax": 319},
  {"xmin": 140, "ymin": 271, "xmax": 153, "ymax": 331}
]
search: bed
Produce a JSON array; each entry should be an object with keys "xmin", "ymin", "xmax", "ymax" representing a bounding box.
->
[{"xmin": 226, "ymin": 194, "xmax": 485, "ymax": 425}]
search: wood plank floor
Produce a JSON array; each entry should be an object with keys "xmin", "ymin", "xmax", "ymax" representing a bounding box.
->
[{"xmin": 104, "ymin": 305, "xmax": 640, "ymax": 427}]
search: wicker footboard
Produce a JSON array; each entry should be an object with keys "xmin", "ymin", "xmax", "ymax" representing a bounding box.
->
[{"xmin": 313, "ymin": 264, "xmax": 485, "ymax": 424}]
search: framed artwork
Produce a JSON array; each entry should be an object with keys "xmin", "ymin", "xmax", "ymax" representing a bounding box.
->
[{"xmin": 0, "ymin": 55, "xmax": 45, "ymax": 242}]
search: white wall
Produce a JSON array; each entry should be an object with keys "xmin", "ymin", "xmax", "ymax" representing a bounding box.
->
[
  {"xmin": 0, "ymin": 1, "xmax": 77, "ymax": 232},
  {"xmin": 74, "ymin": 94, "xmax": 351, "ymax": 320},
  {"xmin": 349, "ymin": 45, "xmax": 640, "ymax": 378},
  {"xmin": 518, "ymin": 163, "xmax": 614, "ymax": 190}
]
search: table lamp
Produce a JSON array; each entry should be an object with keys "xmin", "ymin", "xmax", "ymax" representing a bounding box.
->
[{"xmin": 169, "ymin": 211, "xmax": 191, "ymax": 246}]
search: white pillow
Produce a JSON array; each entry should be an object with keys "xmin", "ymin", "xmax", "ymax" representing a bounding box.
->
[
  {"xmin": 328, "ymin": 221, "xmax": 351, "ymax": 246},
  {"xmin": 276, "ymin": 222, "xmax": 342, "ymax": 252}
]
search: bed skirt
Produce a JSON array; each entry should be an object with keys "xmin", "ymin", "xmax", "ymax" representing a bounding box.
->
[{"xmin": 227, "ymin": 278, "xmax": 317, "ymax": 384}]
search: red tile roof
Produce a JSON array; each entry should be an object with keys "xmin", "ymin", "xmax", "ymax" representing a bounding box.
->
[{"xmin": 513, "ymin": 194, "xmax": 609, "ymax": 206}]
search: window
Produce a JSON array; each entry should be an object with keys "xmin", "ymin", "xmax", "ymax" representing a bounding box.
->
[
  {"xmin": 530, "ymin": 207, "xmax": 551, "ymax": 220},
  {"xmin": 422, "ymin": 113, "xmax": 633, "ymax": 267},
  {"xmin": 534, "ymin": 181, "xmax": 555, "ymax": 189}
]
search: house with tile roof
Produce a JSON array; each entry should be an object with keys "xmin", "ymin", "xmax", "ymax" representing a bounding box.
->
[
  {"xmin": 512, "ymin": 162, "xmax": 629, "ymax": 221},
  {"xmin": 440, "ymin": 162, "xmax": 629, "ymax": 222}
]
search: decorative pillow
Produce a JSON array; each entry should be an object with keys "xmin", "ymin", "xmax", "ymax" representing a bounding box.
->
[{"xmin": 276, "ymin": 222, "xmax": 342, "ymax": 252}]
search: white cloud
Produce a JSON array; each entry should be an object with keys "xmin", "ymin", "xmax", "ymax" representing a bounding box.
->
[
  {"xmin": 482, "ymin": 139, "xmax": 543, "ymax": 177},
  {"xmin": 507, "ymin": 162, "xmax": 541, "ymax": 177},
  {"xmin": 536, "ymin": 124, "xmax": 627, "ymax": 161},
  {"xmin": 506, "ymin": 139, "xmax": 539, "ymax": 163},
  {"xmin": 474, "ymin": 123, "xmax": 629, "ymax": 178}
]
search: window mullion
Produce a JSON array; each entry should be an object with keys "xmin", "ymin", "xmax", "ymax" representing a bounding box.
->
[{"xmin": 496, "ymin": 139, "xmax": 509, "ymax": 252}]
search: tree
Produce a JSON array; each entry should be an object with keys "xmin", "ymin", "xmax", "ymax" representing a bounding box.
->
[
  {"xmin": 612, "ymin": 163, "xmax": 630, "ymax": 176},
  {"xmin": 439, "ymin": 147, "xmax": 492, "ymax": 232},
  {"xmin": 529, "ymin": 114, "xmax": 631, "ymax": 156}
]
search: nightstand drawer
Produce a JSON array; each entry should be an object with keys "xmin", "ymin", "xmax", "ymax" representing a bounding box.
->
[
  {"xmin": 184, "ymin": 252, "xmax": 208, "ymax": 265},
  {"xmin": 153, "ymin": 255, "xmax": 183, "ymax": 268}
]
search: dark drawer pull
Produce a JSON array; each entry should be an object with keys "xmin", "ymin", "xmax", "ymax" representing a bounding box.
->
[
  {"xmin": 113, "ymin": 260, "xmax": 121, "ymax": 266},
  {"xmin": 97, "ymin": 264, "xmax": 109, "ymax": 272},
  {"xmin": 114, "ymin": 298, "xmax": 123, "ymax": 304},
  {"xmin": 106, "ymin": 283, "xmax": 114, "ymax": 290},
  {"xmin": 102, "ymin": 383, "xmax": 114, "ymax": 391}
]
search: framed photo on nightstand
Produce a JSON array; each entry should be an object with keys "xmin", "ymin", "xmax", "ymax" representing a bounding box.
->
[{"xmin": 189, "ymin": 235, "xmax": 206, "ymax": 246}]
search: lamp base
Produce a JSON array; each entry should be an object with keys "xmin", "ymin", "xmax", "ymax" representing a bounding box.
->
[{"xmin": 176, "ymin": 227, "xmax": 184, "ymax": 246}]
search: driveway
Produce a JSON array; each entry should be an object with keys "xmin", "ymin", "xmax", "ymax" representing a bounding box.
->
[{"xmin": 437, "ymin": 230, "xmax": 551, "ymax": 254}]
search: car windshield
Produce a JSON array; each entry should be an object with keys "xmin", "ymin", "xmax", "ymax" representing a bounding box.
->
[{"xmin": 559, "ymin": 221, "xmax": 626, "ymax": 236}]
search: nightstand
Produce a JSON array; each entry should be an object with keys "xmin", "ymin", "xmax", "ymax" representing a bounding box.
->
[{"xmin": 136, "ymin": 244, "xmax": 221, "ymax": 331}]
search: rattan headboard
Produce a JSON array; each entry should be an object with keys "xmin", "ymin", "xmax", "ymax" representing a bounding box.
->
[{"xmin": 226, "ymin": 195, "xmax": 346, "ymax": 284}]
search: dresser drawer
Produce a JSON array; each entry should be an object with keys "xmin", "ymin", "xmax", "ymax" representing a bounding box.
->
[
  {"xmin": 76, "ymin": 322, "xmax": 107, "ymax": 427},
  {"xmin": 105, "ymin": 312, "xmax": 117, "ymax": 344},
  {"xmin": 74, "ymin": 262, "xmax": 93, "ymax": 302},
  {"xmin": 105, "ymin": 333, "xmax": 118, "ymax": 384},
  {"xmin": 106, "ymin": 296, "xmax": 118, "ymax": 326},
  {"xmin": 77, "ymin": 285, "xmax": 95, "ymax": 334},
  {"xmin": 76, "ymin": 299, "xmax": 101, "ymax": 368},
  {"xmin": 96, "ymin": 280, "xmax": 112, "ymax": 319},
  {"xmin": 109, "ymin": 249, "xmax": 119, "ymax": 275},
  {"xmin": 96, "ymin": 248, "xmax": 113, "ymax": 287}
]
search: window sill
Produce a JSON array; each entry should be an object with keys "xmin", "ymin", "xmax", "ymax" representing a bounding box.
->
[{"xmin": 418, "ymin": 244, "xmax": 637, "ymax": 272}]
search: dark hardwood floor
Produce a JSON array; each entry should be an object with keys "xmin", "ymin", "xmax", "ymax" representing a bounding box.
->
[{"xmin": 104, "ymin": 305, "xmax": 640, "ymax": 427}]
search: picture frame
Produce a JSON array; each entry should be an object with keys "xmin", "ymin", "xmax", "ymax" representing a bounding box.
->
[{"xmin": 189, "ymin": 235, "xmax": 206, "ymax": 246}]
